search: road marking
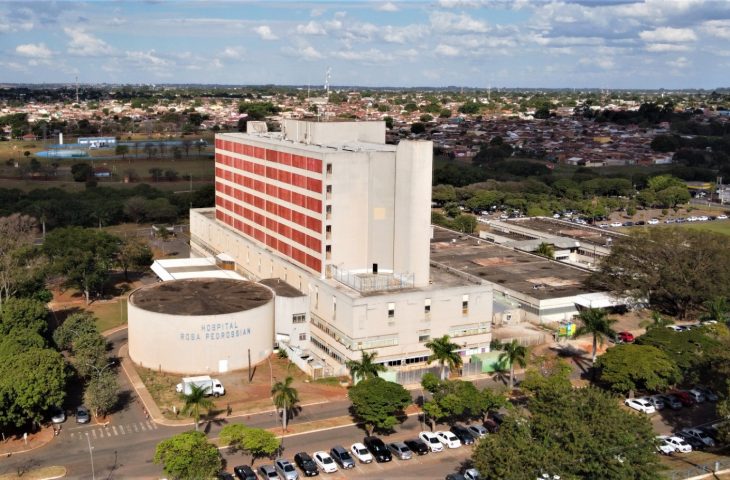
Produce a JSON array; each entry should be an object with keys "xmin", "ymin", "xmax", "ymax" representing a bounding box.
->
[
  {"xmin": 139, "ymin": 422, "xmax": 148, "ymax": 431},
  {"xmin": 91, "ymin": 429, "xmax": 97, "ymax": 439},
  {"xmin": 133, "ymin": 424, "xmax": 139, "ymax": 433},
  {"xmin": 150, "ymin": 421, "xmax": 158, "ymax": 430},
  {"xmin": 112, "ymin": 426, "xmax": 118, "ymax": 436},
  {"xmin": 119, "ymin": 425, "xmax": 125, "ymax": 434}
]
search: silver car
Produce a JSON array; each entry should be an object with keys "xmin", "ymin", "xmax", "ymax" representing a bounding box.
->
[
  {"xmin": 645, "ymin": 395, "xmax": 665, "ymax": 410},
  {"xmin": 388, "ymin": 442, "xmax": 412, "ymax": 460},
  {"xmin": 274, "ymin": 459, "xmax": 298, "ymax": 480}
]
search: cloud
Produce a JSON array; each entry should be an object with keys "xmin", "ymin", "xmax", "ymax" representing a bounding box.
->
[
  {"xmin": 430, "ymin": 11, "xmax": 489, "ymax": 34},
  {"xmin": 639, "ymin": 27, "xmax": 697, "ymax": 43},
  {"xmin": 701, "ymin": 20, "xmax": 730, "ymax": 40},
  {"xmin": 125, "ymin": 50, "xmax": 170, "ymax": 67},
  {"xmin": 645, "ymin": 43, "xmax": 692, "ymax": 52},
  {"xmin": 296, "ymin": 21, "xmax": 327, "ymax": 35},
  {"xmin": 380, "ymin": 24, "xmax": 427, "ymax": 43},
  {"xmin": 15, "ymin": 43, "xmax": 52, "ymax": 59},
  {"xmin": 64, "ymin": 27, "xmax": 114, "ymax": 56},
  {"xmin": 667, "ymin": 56, "xmax": 690, "ymax": 68},
  {"xmin": 254, "ymin": 25, "xmax": 278, "ymax": 40},
  {"xmin": 219, "ymin": 47, "xmax": 245, "ymax": 59},
  {"xmin": 579, "ymin": 56, "xmax": 615, "ymax": 70},
  {"xmin": 435, "ymin": 44, "xmax": 460, "ymax": 57},
  {"xmin": 377, "ymin": 2, "xmax": 399, "ymax": 12}
]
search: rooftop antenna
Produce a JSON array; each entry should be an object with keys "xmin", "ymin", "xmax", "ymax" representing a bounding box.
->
[{"xmin": 75, "ymin": 76, "xmax": 79, "ymax": 104}]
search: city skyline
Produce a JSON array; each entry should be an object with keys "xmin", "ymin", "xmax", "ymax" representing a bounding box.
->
[{"xmin": 1, "ymin": 0, "xmax": 730, "ymax": 89}]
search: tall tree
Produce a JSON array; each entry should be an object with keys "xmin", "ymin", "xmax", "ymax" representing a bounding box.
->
[
  {"xmin": 498, "ymin": 339, "xmax": 528, "ymax": 389},
  {"xmin": 117, "ymin": 238, "xmax": 153, "ymax": 281},
  {"xmin": 701, "ymin": 296, "xmax": 729, "ymax": 324},
  {"xmin": 535, "ymin": 242, "xmax": 555, "ymax": 259},
  {"xmin": 595, "ymin": 344, "xmax": 681, "ymax": 396},
  {"xmin": 180, "ymin": 384, "xmax": 214, "ymax": 431},
  {"xmin": 53, "ymin": 312, "xmax": 98, "ymax": 351},
  {"xmin": 575, "ymin": 308, "xmax": 617, "ymax": 364},
  {"xmin": 0, "ymin": 214, "xmax": 42, "ymax": 310},
  {"xmin": 348, "ymin": 377, "xmax": 411, "ymax": 435},
  {"xmin": 84, "ymin": 369, "xmax": 118, "ymax": 419},
  {"xmin": 345, "ymin": 351, "xmax": 387, "ymax": 383},
  {"xmin": 154, "ymin": 431, "xmax": 222, "ymax": 480},
  {"xmin": 425, "ymin": 335, "xmax": 463, "ymax": 381},
  {"xmin": 590, "ymin": 229, "xmax": 730, "ymax": 319},
  {"xmin": 44, "ymin": 227, "xmax": 120, "ymax": 304},
  {"xmin": 271, "ymin": 376, "xmax": 299, "ymax": 432}
]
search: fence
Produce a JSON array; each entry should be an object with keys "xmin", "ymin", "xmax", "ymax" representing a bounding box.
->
[
  {"xmin": 394, "ymin": 366, "xmax": 444, "ymax": 386},
  {"xmin": 665, "ymin": 459, "xmax": 730, "ymax": 479},
  {"xmin": 497, "ymin": 333, "xmax": 547, "ymax": 348}
]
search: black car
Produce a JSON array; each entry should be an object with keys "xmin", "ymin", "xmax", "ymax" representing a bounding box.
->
[
  {"xmin": 294, "ymin": 452, "xmax": 319, "ymax": 477},
  {"xmin": 483, "ymin": 419, "xmax": 499, "ymax": 433},
  {"xmin": 450, "ymin": 425, "xmax": 475, "ymax": 445},
  {"xmin": 330, "ymin": 446, "xmax": 355, "ymax": 469},
  {"xmin": 363, "ymin": 436, "xmax": 392, "ymax": 463},
  {"xmin": 404, "ymin": 438, "xmax": 429, "ymax": 455},
  {"xmin": 217, "ymin": 473, "xmax": 234, "ymax": 480},
  {"xmin": 233, "ymin": 465, "xmax": 256, "ymax": 480},
  {"xmin": 446, "ymin": 475, "xmax": 467, "ymax": 480},
  {"xmin": 676, "ymin": 432, "xmax": 705, "ymax": 451}
]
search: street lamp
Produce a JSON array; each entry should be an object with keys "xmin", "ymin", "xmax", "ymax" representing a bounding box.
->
[
  {"xmin": 85, "ymin": 432, "xmax": 96, "ymax": 480},
  {"xmin": 85, "ymin": 361, "xmax": 115, "ymax": 379}
]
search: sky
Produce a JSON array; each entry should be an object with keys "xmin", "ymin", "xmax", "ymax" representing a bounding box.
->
[{"xmin": 1, "ymin": 0, "xmax": 730, "ymax": 89}]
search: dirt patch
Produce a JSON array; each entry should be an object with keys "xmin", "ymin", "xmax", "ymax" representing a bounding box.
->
[
  {"xmin": 526, "ymin": 276, "xmax": 580, "ymax": 287},
  {"xmin": 472, "ymin": 257, "xmax": 515, "ymax": 266}
]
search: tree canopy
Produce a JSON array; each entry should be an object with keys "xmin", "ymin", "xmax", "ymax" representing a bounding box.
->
[
  {"xmin": 220, "ymin": 424, "xmax": 280, "ymax": 464},
  {"xmin": 348, "ymin": 377, "xmax": 411, "ymax": 434},
  {"xmin": 595, "ymin": 344, "xmax": 682, "ymax": 395},
  {"xmin": 154, "ymin": 430, "xmax": 222, "ymax": 480},
  {"xmin": 590, "ymin": 228, "xmax": 730, "ymax": 318}
]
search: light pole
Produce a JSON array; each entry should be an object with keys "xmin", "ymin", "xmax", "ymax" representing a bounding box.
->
[
  {"xmin": 86, "ymin": 361, "xmax": 115, "ymax": 379},
  {"xmin": 85, "ymin": 432, "xmax": 96, "ymax": 480}
]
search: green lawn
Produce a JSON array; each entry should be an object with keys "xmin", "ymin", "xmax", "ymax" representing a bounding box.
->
[{"xmin": 676, "ymin": 220, "xmax": 730, "ymax": 236}]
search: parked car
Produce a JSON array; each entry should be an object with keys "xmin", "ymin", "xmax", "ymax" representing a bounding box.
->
[
  {"xmin": 233, "ymin": 465, "xmax": 257, "ymax": 480},
  {"xmin": 450, "ymin": 425, "xmax": 476, "ymax": 445},
  {"xmin": 658, "ymin": 435, "xmax": 692, "ymax": 453},
  {"xmin": 718, "ymin": 214, "xmax": 728, "ymax": 220},
  {"xmin": 274, "ymin": 459, "xmax": 299, "ymax": 480},
  {"xmin": 610, "ymin": 222, "xmax": 623, "ymax": 228},
  {"xmin": 676, "ymin": 432, "xmax": 706, "ymax": 451},
  {"xmin": 656, "ymin": 440, "xmax": 676, "ymax": 456},
  {"xmin": 388, "ymin": 442, "xmax": 413, "ymax": 460},
  {"xmin": 76, "ymin": 406, "xmax": 91, "ymax": 424},
  {"xmin": 466, "ymin": 424, "xmax": 488, "ymax": 438},
  {"xmin": 483, "ymin": 419, "xmax": 500, "ymax": 433},
  {"xmin": 624, "ymin": 398, "xmax": 656, "ymax": 414},
  {"xmin": 349, "ymin": 443, "xmax": 373, "ymax": 464},
  {"xmin": 645, "ymin": 395, "xmax": 665, "ymax": 410},
  {"xmin": 660, "ymin": 394, "xmax": 683, "ymax": 410},
  {"xmin": 670, "ymin": 391, "xmax": 695, "ymax": 407},
  {"xmin": 647, "ymin": 219, "xmax": 659, "ymax": 225},
  {"xmin": 681, "ymin": 428, "xmax": 715, "ymax": 447},
  {"xmin": 489, "ymin": 412, "xmax": 506, "ymax": 425},
  {"xmin": 699, "ymin": 426, "xmax": 720, "ymax": 441},
  {"xmin": 446, "ymin": 475, "xmax": 467, "ymax": 480},
  {"xmin": 313, "ymin": 451, "xmax": 338, "ymax": 474},
  {"xmin": 363, "ymin": 436, "xmax": 392, "ymax": 462},
  {"xmin": 329, "ymin": 446, "xmax": 355, "ymax": 469},
  {"xmin": 257, "ymin": 465, "xmax": 279, "ymax": 480},
  {"xmin": 616, "ymin": 331, "xmax": 635, "ymax": 343},
  {"xmin": 404, "ymin": 438, "xmax": 429, "ymax": 455},
  {"xmin": 293, "ymin": 452, "xmax": 319, "ymax": 477},
  {"xmin": 436, "ymin": 431, "xmax": 462, "ymax": 449},
  {"xmin": 464, "ymin": 468, "xmax": 482, "ymax": 480},
  {"xmin": 687, "ymin": 389, "xmax": 706, "ymax": 403},
  {"xmin": 419, "ymin": 431, "xmax": 444, "ymax": 452},
  {"xmin": 218, "ymin": 473, "xmax": 234, "ymax": 480},
  {"xmin": 50, "ymin": 407, "xmax": 66, "ymax": 424}
]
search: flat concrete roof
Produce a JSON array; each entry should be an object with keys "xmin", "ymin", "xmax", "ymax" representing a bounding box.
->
[
  {"xmin": 129, "ymin": 279, "xmax": 272, "ymax": 315},
  {"xmin": 260, "ymin": 278, "xmax": 305, "ymax": 298},
  {"xmin": 430, "ymin": 227, "xmax": 596, "ymax": 300},
  {"xmin": 218, "ymin": 132, "xmax": 396, "ymax": 155},
  {"xmin": 509, "ymin": 217, "xmax": 624, "ymax": 248}
]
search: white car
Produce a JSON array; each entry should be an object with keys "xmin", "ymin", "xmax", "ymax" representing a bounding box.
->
[
  {"xmin": 610, "ymin": 222, "xmax": 623, "ymax": 228},
  {"xmin": 435, "ymin": 431, "xmax": 462, "ymax": 449},
  {"xmin": 698, "ymin": 216, "xmax": 709, "ymax": 221},
  {"xmin": 418, "ymin": 431, "xmax": 444, "ymax": 452},
  {"xmin": 718, "ymin": 214, "xmax": 728, "ymax": 220},
  {"xmin": 681, "ymin": 428, "xmax": 715, "ymax": 447},
  {"xmin": 658, "ymin": 435, "xmax": 692, "ymax": 453},
  {"xmin": 656, "ymin": 438, "xmax": 676, "ymax": 456},
  {"xmin": 467, "ymin": 424, "xmax": 488, "ymax": 438},
  {"xmin": 624, "ymin": 398, "xmax": 656, "ymax": 414},
  {"xmin": 350, "ymin": 443, "xmax": 373, "ymax": 464},
  {"xmin": 313, "ymin": 451, "xmax": 338, "ymax": 473},
  {"xmin": 647, "ymin": 219, "xmax": 659, "ymax": 225}
]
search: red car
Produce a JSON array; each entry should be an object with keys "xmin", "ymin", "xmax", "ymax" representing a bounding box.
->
[
  {"xmin": 670, "ymin": 390, "xmax": 695, "ymax": 407},
  {"xmin": 617, "ymin": 331, "xmax": 635, "ymax": 343}
]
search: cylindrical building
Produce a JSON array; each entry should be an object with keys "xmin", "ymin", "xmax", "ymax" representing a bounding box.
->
[{"xmin": 128, "ymin": 278, "xmax": 274, "ymax": 374}]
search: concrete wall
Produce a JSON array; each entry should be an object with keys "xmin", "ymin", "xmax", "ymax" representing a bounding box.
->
[
  {"xmin": 128, "ymin": 289, "xmax": 274, "ymax": 375},
  {"xmin": 282, "ymin": 120, "xmax": 386, "ymax": 145},
  {"xmin": 273, "ymin": 291, "xmax": 310, "ymax": 350}
]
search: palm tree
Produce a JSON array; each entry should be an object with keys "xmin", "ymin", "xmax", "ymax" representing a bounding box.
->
[
  {"xmin": 271, "ymin": 376, "xmax": 299, "ymax": 432},
  {"xmin": 180, "ymin": 384, "xmax": 214, "ymax": 431},
  {"xmin": 575, "ymin": 308, "xmax": 617, "ymax": 364},
  {"xmin": 535, "ymin": 242, "xmax": 555, "ymax": 259},
  {"xmin": 345, "ymin": 351, "xmax": 386, "ymax": 383},
  {"xmin": 498, "ymin": 339, "xmax": 527, "ymax": 390},
  {"xmin": 425, "ymin": 335, "xmax": 463, "ymax": 381},
  {"xmin": 639, "ymin": 311, "xmax": 673, "ymax": 330},
  {"xmin": 701, "ymin": 296, "xmax": 729, "ymax": 324}
]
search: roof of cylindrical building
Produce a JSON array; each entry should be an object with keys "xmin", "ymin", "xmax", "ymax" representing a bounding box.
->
[{"xmin": 129, "ymin": 279, "xmax": 272, "ymax": 315}]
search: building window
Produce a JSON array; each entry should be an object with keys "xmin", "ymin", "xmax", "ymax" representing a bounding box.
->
[
  {"xmin": 387, "ymin": 302, "xmax": 395, "ymax": 318},
  {"xmin": 326, "ymin": 244, "xmax": 332, "ymax": 260},
  {"xmin": 418, "ymin": 329, "xmax": 430, "ymax": 343},
  {"xmin": 326, "ymin": 205, "xmax": 332, "ymax": 220},
  {"xmin": 462, "ymin": 294, "xmax": 469, "ymax": 315},
  {"xmin": 326, "ymin": 163, "xmax": 332, "ymax": 175},
  {"xmin": 326, "ymin": 225, "xmax": 332, "ymax": 240},
  {"xmin": 424, "ymin": 298, "xmax": 431, "ymax": 314},
  {"xmin": 299, "ymin": 333, "xmax": 307, "ymax": 341},
  {"xmin": 386, "ymin": 359, "xmax": 401, "ymax": 367},
  {"xmin": 332, "ymin": 297, "xmax": 336, "ymax": 319},
  {"xmin": 293, "ymin": 313, "xmax": 306, "ymax": 324},
  {"xmin": 326, "ymin": 184, "xmax": 332, "ymax": 200}
]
